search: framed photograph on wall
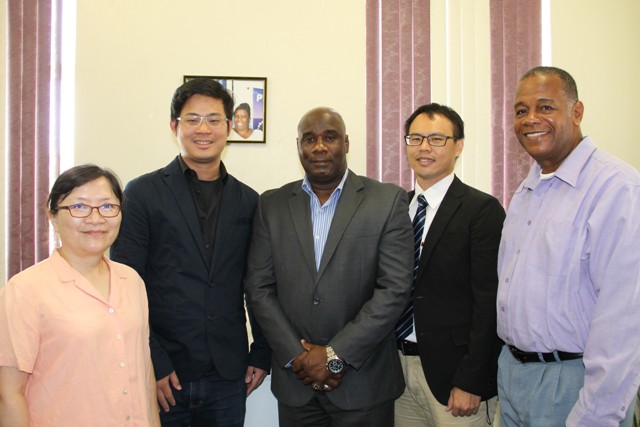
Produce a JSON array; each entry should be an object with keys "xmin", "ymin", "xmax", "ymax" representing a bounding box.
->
[{"xmin": 184, "ymin": 75, "xmax": 267, "ymax": 143}]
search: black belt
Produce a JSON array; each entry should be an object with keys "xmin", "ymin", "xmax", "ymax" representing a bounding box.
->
[
  {"xmin": 508, "ymin": 345, "xmax": 582, "ymax": 363},
  {"xmin": 398, "ymin": 340, "xmax": 419, "ymax": 356}
]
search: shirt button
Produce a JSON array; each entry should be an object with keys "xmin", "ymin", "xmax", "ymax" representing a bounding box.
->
[
  {"xmin": 115, "ymin": 334, "xmax": 122, "ymax": 340},
  {"xmin": 527, "ymin": 220, "xmax": 531, "ymax": 225},
  {"xmin": 315, "ymin": 235, "xmax": 320, "ymax": 240},
  {"xmin": 517, "ymin": 249, "xmax": 520, "ymax": 254},
  {"xmin": 126, "ymin": 415, "xmax": 131, "ymax": 421},
  {"xmin": 108, "ymin": 308, "xmax": 115, "ymax": 314},
  {"xmin": 500, "ymin": 306, "xmax": 505, "ymax": 312},
  {"xmin": 122, "ymin": 389, "xmax": 128, "ymax": 395},
  {"xmin": 505, "ymin": 278, "xmax": 510, "ymax": 283},
  {"xmin": 119, "ymin": 362, "xmax": 125, "ymax": 368}
]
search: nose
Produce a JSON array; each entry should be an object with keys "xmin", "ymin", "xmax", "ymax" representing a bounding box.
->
[
  {"xmin": 418, "ymin": 139, "xmax": 433, "ymax": 151},
  {"xmin": 311, "ymin": 138, "xmax": 330, "ymax": 152},
  {"xmin": 523, "ymin": 110, "xmax": 541, "ymax": 124},
  {"xmin": 196, "ymin": 119, "xmax": 213, "ymax": 132},
  {"xmin": 86, "ymin": 207, "xmax": 106, "ymax": 222}
]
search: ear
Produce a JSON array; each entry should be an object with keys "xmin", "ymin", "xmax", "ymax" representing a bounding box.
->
[
  {"xmin": 454, "ymin": 138, "xmax": 464, "ymax": 159},
  {"xmin": 572, "ymin": 100, "xmax": 584, "ymax": 126},
  {"xmin": 170, "ymin": 120, "xmax": 178, "ymax": 136},
  {"xmin": 345, "ymin": 135, "xmax": 350, "ymax": 154},
  {"xmin": 47, "ymin": 210, "xmax": 58, "ymax": 232}
]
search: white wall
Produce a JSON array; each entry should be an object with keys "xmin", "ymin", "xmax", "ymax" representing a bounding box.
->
[
  {"xmin": 551, "ymin": 0, "xmax": 640, "ymax": 168},
  {"xmin": 73, "ymin": 0, "xmax": 367, "ymax": 194}
]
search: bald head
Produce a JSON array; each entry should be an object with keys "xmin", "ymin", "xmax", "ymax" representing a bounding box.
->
[
  {"xmin": 297, "ymin": 107, "xmax": 346, "ymax": 136},
  {"xmin": 296, "ymin": 106, "xmax": 349, "ymax": 193}
]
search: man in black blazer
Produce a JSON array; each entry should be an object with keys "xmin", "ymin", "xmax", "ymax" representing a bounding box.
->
[
  {"xmin": 111, "ymin": 78, "xmax": 270, "ymax": 427},
  {"xmin": 395, "ymin": 103, "xmax": 505, "ymax": 427},
  {"xmin": 246, "ymin": 107, "xmax": 414, "ymax": 426}
]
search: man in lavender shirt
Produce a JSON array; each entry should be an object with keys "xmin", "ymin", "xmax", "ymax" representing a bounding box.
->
[{"xmin": 496, "ymin": 66, "xmax": 640, "ymax": 427}]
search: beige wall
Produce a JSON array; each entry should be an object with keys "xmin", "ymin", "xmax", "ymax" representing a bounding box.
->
[
  {"xmin": 551, "ymin": 0, "xmax": 640, "ymax": 168},
  {"xmin": 74, "ymin": 0, "xmax": 367, "ymax": 193}
]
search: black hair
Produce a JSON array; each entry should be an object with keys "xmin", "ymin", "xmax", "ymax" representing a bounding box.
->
[
  {"xmin": 234, "ymin": 102, "xmax": 251, "ymax": 118},
  {"xmin": 48, "ymin": 164, "xmax": 123, "ymax": 213},
  {"xmin": 170, "ymin": 78, "xmax": 234, "ymax": 122},
  {"xmin": 404, "ymin": 103, "xmax": 465, "ymax": 139},
  {"xmin": 520, "ymin": 66, "xmax": 579, "ymax": 103}
]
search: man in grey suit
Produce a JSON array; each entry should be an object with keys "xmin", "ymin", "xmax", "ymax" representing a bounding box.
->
[{"xmin": 245, "ymin": 107, "xmax": 414, "ymax": 426}]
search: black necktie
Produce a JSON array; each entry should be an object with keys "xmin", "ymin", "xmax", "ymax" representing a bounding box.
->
[{"xmin": 395, "ymin": 195, "xmax": 428, "ymax": 341}]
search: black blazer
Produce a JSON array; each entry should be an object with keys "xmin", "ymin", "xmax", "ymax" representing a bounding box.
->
[
  {"xmin": 111, "ymin": 157, "xmax": 270, "ymax": 382},
  {"xmin": 413, "ymin": 176, "xmax": 505, "ymax": 405}
]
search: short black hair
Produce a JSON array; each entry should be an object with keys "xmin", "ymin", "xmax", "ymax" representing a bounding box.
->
[
  {"xmin": 404, "ymin": 103, "xmax": 465, "ymax": 139},
  {"xmin": 48, "ymin": 164, "xmax": 123, "ymax": 212},
  {"xmin": 234, "ymin": 102, "xmax": 251, "ymax": 117},
  {"xmin": 520, "ymin": 66, "xmax": 579, "ymax": 103},
  {"xmin": 170, "ymin": 78, "xmax": 234, "ymax": 122}
]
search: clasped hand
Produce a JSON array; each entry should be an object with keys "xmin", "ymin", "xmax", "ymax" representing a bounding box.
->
[{"xmin": 291, "ymin": 339, "xmax": 343, "ymax": 391}]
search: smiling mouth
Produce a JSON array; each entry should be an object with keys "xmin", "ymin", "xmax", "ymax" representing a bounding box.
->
[
  {"xmin": 194, "ymin": 140, "xmax": 213, "ymax": 145},
  {"xmin": 524, "ymin": 131, "xmax": 549, "ymax": 138},
  {"xmin": 416, "ymin": 158, "xmax": 434, "ymax": 164}
]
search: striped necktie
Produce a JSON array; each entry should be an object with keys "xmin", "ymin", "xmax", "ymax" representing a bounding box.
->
[{"xmin": 395, "ymin": 194, "xmax": 428, "ymax": 341}]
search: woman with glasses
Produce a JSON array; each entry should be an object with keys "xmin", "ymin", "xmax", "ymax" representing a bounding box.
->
[{"xmin": 0, "ymin": 164, "xmax": 160, "ymax": 427}]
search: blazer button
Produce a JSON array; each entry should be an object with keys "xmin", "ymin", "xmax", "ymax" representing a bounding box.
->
[
  {"xmin": 207, "ymin": 313, "xmax": 215, "ymax": 320},
  {"xmin": 313, "ymin": 298, "xmax": 321, "ymax": 305}
]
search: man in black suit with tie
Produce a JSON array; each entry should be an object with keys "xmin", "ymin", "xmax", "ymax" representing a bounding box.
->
[
  {"xmin": 395, "ymin": 103, "xmax": 505, "ymax": 427},
  {"xmin": 111, "ymin": 78, "xmax": 270, "ymax": 427}
]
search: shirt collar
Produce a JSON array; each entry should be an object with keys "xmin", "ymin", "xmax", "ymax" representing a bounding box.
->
[
  {"xmin": 178, "ymin": 155, "xmax": 228, "ymax": 183},
  {"xmin": 412, "ymin": 172, "xmax": 455, "ymax": 209},
  {"xmin": 523, "ymin": 136, "xmax": 596, "ymax": 190},
  {"xmin": 302, "ymin": 169, "xmax": 349, "ymax": 197}
]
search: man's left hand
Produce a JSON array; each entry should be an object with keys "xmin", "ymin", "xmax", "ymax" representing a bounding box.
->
[
  {"xmin": 446, "ymin": 387, "xmax": 481, "ymax": 417},
  {"xmin": 291, "ymin": 340, "xmax": 343, "ymax": 390},
  {"xmin": 245, "ymin": 366, "xmax": 268, "ymax": 396}
]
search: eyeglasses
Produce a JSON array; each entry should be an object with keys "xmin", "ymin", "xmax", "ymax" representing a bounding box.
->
[
  {"xmin": 56, "ymin": 203, "xmax": 121, "ymax": 218},
  {"xmin": 405, "ymin": 134, "xmax": 457, "ymax": 147},
  {"xmin": 177, "ymin": 114, "xmax": 228, "ymax": 129}
]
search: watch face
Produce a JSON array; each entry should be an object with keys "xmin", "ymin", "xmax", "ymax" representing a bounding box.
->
[{"xmin": 327, "ymin": 358, "xmax": 345, "ymax": 374}]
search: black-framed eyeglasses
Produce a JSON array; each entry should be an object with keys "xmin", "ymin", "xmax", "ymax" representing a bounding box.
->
[
  {"xmin": 56, "ymin": 203, "xmax": 121, "ymax": 218},
  {"xmin": 404, "ymin": 134, "xmax": 457, "ymax": 147},
  {"xmin": 177, "ymin": 114, "xmax": 228, "ymax": 129}
]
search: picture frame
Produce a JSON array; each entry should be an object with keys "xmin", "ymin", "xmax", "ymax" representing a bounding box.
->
[{"xmin": 184, "ymin": 75, "xmax": 267, "ymax": 143}]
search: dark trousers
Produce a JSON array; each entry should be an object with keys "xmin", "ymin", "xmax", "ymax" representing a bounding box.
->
[
  {"xmin": 160, "ymin": 372, "xmax": 246, "ymax": 427},
  {"xmin": 278, "ymin": 393, "xmax": 394, "ymax": 427}
]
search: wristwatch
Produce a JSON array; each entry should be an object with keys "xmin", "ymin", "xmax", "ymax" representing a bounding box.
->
[{"xmin": 326, "ymin": 345, "xmax": 345, "ymax": 374}]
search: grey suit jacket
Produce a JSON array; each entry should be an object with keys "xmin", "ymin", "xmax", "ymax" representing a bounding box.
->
[{"xmin": 245, "ymin": 170, "xmax": 414, "ymax": 409}]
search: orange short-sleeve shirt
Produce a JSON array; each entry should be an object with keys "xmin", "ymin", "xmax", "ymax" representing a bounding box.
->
[{"xmin": 0, "ymin": 250, "xmax": 156, "ymax": 427}]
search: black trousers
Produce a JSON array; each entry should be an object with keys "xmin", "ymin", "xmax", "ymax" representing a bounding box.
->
[{"xmin": 278, "ymin": 393, "xmax": 394, "ymax": 427}]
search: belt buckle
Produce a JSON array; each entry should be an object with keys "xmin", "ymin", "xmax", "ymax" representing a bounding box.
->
[{"xmin": 509, "ymin": 346, "xmax": 527, "ymax": 363}]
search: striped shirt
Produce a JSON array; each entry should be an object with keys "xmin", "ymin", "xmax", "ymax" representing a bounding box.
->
[{"xmin": 302, "ymin": 170, "xmax": 349, "ymax": 270}]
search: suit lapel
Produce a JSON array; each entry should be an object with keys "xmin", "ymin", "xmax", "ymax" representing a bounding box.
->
[
  {"xmin": 317, "ymin": 172, "xmax": 364, "ymax": 279},
  {"xmin": 289, "ymin": 185, "xmax": 318, "ymax": 278},
  {"xmin": 416, "ymin": 176, "xmax": 465, "ymax": 278},
  {"xmin": 162, "ymin": 158, "xmax": 209, "ymax": 266}
]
